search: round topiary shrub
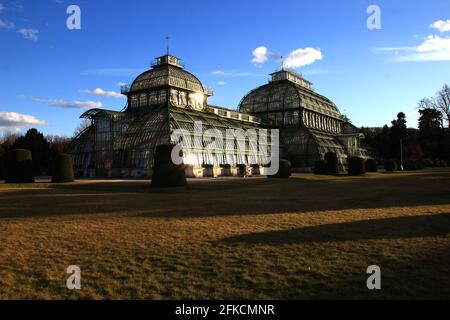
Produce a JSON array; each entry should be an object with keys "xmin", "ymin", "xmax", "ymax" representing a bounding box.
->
[
  {"xmin": 384, "ymin": 159, "xmax": 397, "ymax": 172},
  {"xmin": 421, "ymin": 159, "xmax": 433, "ymax": 167},
  {"xmin": 324, "ymin": 152, "xmax": 338, "ymax": 174},
  {"xmin": 314, "ymin": 160, "xmax": 328, "ymax": 175},
  {"xmin": 365, "ymin": 158, "xmax": 377, "ymax": 172},
  {"xmin": 403, "ymin": 160, "xmax": 418, "ymax": 171},
  {"xmin": 5, "ymin": 149, "xmax": 34, "ymax": 183},
  {"xmin": 51, "ymin": 153, "xmax": 74, "ymax": 183},
  {"xmin": 269, "ymin": 159, "xmax": 292, "ymax": 178},
  {"xmin": 348, "ymin": 157, "xmax": 366, "ymax": 175},
  {"xmin": 152, "ymin": 144, "xmax": 187, "ymax": 188},
  {"xmin": 415, "ymin": 160, "xmax": 424, "ymax": 170}
]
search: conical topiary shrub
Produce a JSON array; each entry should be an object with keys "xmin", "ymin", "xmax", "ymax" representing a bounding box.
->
[
  {"xmin": 384, "ymin": 159, "xmax": 397, "ymax": 172},
  {"xmin": 324, "ymin": 152, "xmax": 338, "ymax": 174},
  {"xmin": 152, "ymin": 144, "xmax": 187, "ymax": 188},
  {"xmin": 348, "ymin": 157, "xmax": 366, "ymax": 176},
  {"xmin": 51, "ymin": 153, "xmax": 75, "ymax": 183},
  {"xmin": 0, "ymin": 153, "xmax": 6, "ymax": 180},
  {"xmin": 5, "ymin": 149, "xmax": 34, "ymax": 183}
]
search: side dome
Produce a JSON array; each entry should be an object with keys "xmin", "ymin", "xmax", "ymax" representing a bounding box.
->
[{"xmin": 239, "ymin": 69, "xmax": 342, "ymax": 120}]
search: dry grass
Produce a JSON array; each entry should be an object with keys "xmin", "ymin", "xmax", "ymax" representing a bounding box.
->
[{"xmin": 0, "ymin": 168, "xmax": 449, "ymax": 299}]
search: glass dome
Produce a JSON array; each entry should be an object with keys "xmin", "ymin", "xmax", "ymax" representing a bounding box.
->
[{"xmin": 128, "ymin": 55, "xmax": 206, "ymax": 95}]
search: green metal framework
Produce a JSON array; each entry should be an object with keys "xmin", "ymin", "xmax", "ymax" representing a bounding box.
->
[
  {"xmin": 239, "ymin": 69, "xmax": 350, "ymax": 167},
  {"xmin": 69, "ymin": 55, "xmax": 273, "ymax": 176},
  {"xmin": 69, "ymin": 55, "xmax": 365, "ymax": 177}
]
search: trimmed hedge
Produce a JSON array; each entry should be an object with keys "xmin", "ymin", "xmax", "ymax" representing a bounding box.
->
[
  {"xmin": 151, "ymin": 144, "xmax": 187, "ymax": 188},
  {"xmin": 348, "ymin": 157, "xmax": 366, "ymax": 175},
  {"xmin": 5, "ymin": 149, "xmax": 35, "ymax": 183},
  {"xmin": 365, "ymin": 159, "xmax": 377, "ymax": 172},
  {"xmin": 314, "ymin": 160, "xmax": 328, "ymax": 175},
  {"xmin": 51, "ymin": 153, "xmax": 74, "ymax": 183},
  {"xmin": 0, "ymin": 153, "xmax": 6, "ymax": 180},
  {"xmin": 269, "ymin": 159, "xmax": 292, "ymax": 178},
  {"xmin": 384, "ymin": 159, "xmax": 397, "ymax": 172},
  {"xmin": 324, "ymin": 152, "xmax": 338, "ymax": 174}
]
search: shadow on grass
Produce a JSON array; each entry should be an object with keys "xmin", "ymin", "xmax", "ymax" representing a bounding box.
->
[
  {"xmin": 221, "ymin": 214, "xmax": 450, "ymax": 245},
  {"xmin": 0, "ymin": 168, "xmax": 450, "ymax": 219}
]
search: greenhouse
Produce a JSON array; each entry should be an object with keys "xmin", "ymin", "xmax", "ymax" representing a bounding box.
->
[
  {"xmin": 239, "ymin": 69, "xmax": 367, "ymax": 170},
  {"xmin": 69, "ymin": 54, "xmax": 273, "ymax": 178},
  {"xmin": 69, "ymin": 53, "xmax": 367, "ymax": 178}
]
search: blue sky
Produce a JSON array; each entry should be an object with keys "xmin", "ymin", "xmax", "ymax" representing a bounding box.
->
[{"xmin": 1, "ymin": 0, "xmax": 450, "ymax": 136}]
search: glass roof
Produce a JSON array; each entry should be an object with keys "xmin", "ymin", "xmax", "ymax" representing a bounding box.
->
[
  {"xmin": 239, "ymin": 79, "xmax": 342, "ymax": 119},
  {"xmin": 129, "ymin": 56, "xmax": 205, "ymax": 94}
]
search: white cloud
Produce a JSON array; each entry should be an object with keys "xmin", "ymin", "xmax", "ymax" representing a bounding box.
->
[
  {"xmin": 374, "ymin": 34, "xmax": 450, "ymax": 62},
  {"xmin": 217, "ymin": 81, "xmax": 227, "ymax": 85},
  {"xmin": 0, "ymin": 112, "xmax": 45, "ymax": 131},
  {"xmin": 17, "ymin": 28, "xmax": 39, "ymax": 41},
  {"xmin": 252, "ymin": 46, "xmax": 271, "ymax": 64},
  {"xmin": 417, "ymin": 34, "xmax": 450, "ymax": 52},
  {"xmin": 80, "ymin": 88, "xmax": 125, "ymax": 99},
  {"xmin": 251, "ymin": 46, "xmax": 323, "ymax": 68},
  {"xmin": 211, "ymin": 70, "xmax": 225, "ymax": 75},
  {"xmin": 0, "ymin": 3, "xmax": 4, "ymax": 13},
  {"xmin": 430, "ymin": 19, "xmax": 450, "ymax": 33},
  {"xmin": 33, "ymin": 98, "xmax": 102, "ymax": 109},
  {"xmin": 0, "ymin": 19, "xmax": 14, "ymax": 29},
  {"xmin": 284, "ymin": 48, "xmax": 323, "ymax": 68}
]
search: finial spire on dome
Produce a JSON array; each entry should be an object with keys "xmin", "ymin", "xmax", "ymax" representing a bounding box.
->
[{"xmin": 165, "ymin": 36, "xmax": 170, "ymax": 55}]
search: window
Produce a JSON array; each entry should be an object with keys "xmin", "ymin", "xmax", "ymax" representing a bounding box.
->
[
  {"xmin": 139, "ymin": 94, "xmax": 147, "ymax": 107},
  {"xmin": 158, "ymin": 90, "xmax": 167, "ymax": 103},
  {"xmin": 148, "ymin": 91, "xmax": 157, "ymax": 105},
  {"xmin": 130, "ymin": 95, "xmax": 138, "ymax": 108}
]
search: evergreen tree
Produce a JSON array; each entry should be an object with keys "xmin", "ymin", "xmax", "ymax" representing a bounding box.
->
[
  {"xmin": 12, "ymin": 128, "xmax": 50, "ymax": 175},
  {"xmin": 418, "ymin": 108, "xmax": 445, "ymax": 160},
  {"xmin": 389, "ymin": 112, "xmax": 407, "ymax": 160}
]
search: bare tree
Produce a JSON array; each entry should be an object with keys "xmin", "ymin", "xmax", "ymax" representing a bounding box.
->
[
  {"xmin": 73, "ymin": 119, "xmax": 91, "ymax": 138},
  {"xmin": 419, "ymin": 84, "xmax": 450, "ymax": 128},
  {"xmin": 0, "ymin": 132, "xmax": 20, "ymax": 153},
  {"xmin": 437, "ymin": 84, "xmax": 450, "ymax": 128}
]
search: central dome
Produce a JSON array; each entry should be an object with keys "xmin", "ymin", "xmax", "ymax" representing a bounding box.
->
[{"xmin": 129, "ymin": 55, "xmax": 205, "ymax": 94}]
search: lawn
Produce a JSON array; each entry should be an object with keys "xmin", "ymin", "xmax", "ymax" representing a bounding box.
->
[{"xmin": 0, "ymin": 168, "xmax": 449, "ymax": 299}]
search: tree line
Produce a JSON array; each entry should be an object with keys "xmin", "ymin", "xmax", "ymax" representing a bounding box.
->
[
  {"xmin": 0, "ymin": 129, "xmax": 72, "ymax": 176},
  {"xmin": 360, "ymin": 84, "xmax": 450, "ymax": 166}
]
